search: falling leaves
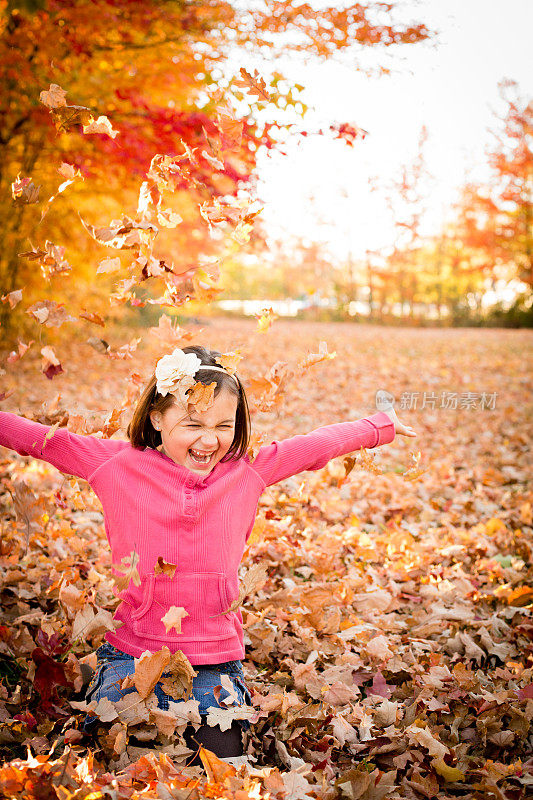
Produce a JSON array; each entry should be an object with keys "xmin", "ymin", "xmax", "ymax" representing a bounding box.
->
[
  {"xmin": 214, "ymin": 562, "xmax": 269, "ymax": 616},
  {"xmin": 0, "ymin": 322, "xmax": 531, "ymax": 796},
  {"xmin": 160, "ymin": 606, "xmax": 190, "ymax": 635}
]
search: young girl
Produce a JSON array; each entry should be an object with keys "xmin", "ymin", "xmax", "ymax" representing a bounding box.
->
[{"xmin": 0, "ymin": 344, "xmax": 416, "ymax": 762}]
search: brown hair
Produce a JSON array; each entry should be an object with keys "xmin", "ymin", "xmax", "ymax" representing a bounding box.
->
[{"xmin": 127, "ymin": 345, "xmax": 251, "ymax": 461}]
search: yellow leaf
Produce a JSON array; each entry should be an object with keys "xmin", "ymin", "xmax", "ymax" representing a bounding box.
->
[{"xmin": 432, "ymin": 758, "xmax": 465, "ymax": 782}]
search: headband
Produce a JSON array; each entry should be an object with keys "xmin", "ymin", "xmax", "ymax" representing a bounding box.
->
[{"xmin": 155, "ymin": 348, "xmax": 239, "ymax": 397}]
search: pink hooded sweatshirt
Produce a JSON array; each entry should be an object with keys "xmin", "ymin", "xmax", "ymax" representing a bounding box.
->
[{"xmin": 0, "ymin": 410, "xmax": 395, "ymax": 664}]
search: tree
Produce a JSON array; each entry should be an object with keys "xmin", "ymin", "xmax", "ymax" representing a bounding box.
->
[
  {"xmin": 453, "ymin": 79, "xmax": 532, "ymax": 290},
  {"xmin": 0, "ymin": 1, "xmax": 431, "ymax": 343}
]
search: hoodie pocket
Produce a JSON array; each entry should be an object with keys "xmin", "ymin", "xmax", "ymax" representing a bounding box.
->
[{"xmin": 132, "ymin": 571, "xmax": 235, "ymax": 644}]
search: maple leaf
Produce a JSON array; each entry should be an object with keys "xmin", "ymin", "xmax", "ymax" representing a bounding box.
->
[
  {"xmin": 256, "ymin": 307, "xmax": 278, "ymax": 333},
  {"xmin": 204, "ymin": 704, "xmax": 256, "ymax": 732},
  {"xmin": 187, "ymin": 380, "xmax": 216, "ymax": 412},
  {"xmin": 1, "ymin": 289, "xmax": 23, "ymax": 309},
  {"xmin": 11, "ymin": 174, "xmax": 40, "ymax": 204},
  {"xmin": 355, "ymin": 447, "xmax": 383, "ymax": 475},
  {"xmin": 41, "ymin": 346, "xmax": 64, "ymax": 380},
  {"xmin": 337, "ymin": 455, "xmax": 357, "ymax": 488},
  {"xmin": 7, "ymin": 338, "xmax": 33, "ymax": 364},
  {"xmin": 161, "ymin": 606, "xmax": 190, "ymax": 635},
  {"xmin": 82, "ymin": 114, "xmax": 119, "ymax": 138},
  {"xmin": 39, "ymin": 83, "xmax": 67, "ymax": 109},
  {"xmin": 298, "ymin": 340, "xmax": 336, "ymax": 370},
  {"xmin": 157, "ymin": 208, "xmax": 183, "ymax": 228},
  {"xmin": 246, "ymin": 432, "xmax": 268, "ymax": 463},
  {"xmin": 402, "ymin": 450, "xmax": 426, "ymax": 481},
  {"xmin": 215, "ymin": 109, "xmax": 243, "ymax": 149},
  {"xmin": 154, "ymin": 557, "xmax": 177, "ymax": 578},
  {"xmin": 159, "ymin": 651, "xmax": 198, "ymax": 701},
  {"xmin": 72, "ymin": 605, "xmax": 117, "ymax": 640},
  {"xmin": 215, "ymin": 350, "xmax": 243, "ymax": 375},
  {"xmin": 111, "ymin": 550, "xmax": 141, "ymax": 591},
  {"xmin": 81, "ymin": 215, "xmax": 157, "ymax": 249},
  {"xmin": 199, "ymin": 744, "xmax": 236, "ymax": 781},
  {"xmin": 20, "ymin": 241, "xmax": 72, "ymax": 280},
  {"xmin": 79, "ymin": 309, "xmax": 105, "ymax": 326},
  {"xmin": 128, "ymin": 647, "xmax": 173, "ymax": 700},
  {"xmin": 213, "ymin": 562, "xmax": 268, "ymax": 617}
]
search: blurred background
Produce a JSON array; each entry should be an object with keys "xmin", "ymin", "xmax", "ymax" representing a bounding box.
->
[{"xmin": 0, "ymin": 0, "xmax": 531, "ymax": 349}]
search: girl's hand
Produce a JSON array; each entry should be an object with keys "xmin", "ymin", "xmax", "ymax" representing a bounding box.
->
[{"xmin": 376, "ymin": 394, "xmax": 417, "ymax": 437}]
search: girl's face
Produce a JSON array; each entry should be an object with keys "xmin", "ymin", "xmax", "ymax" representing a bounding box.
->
[{"xmin": 149, "ymin": 387, "xmax": 238, "ymax": 474}]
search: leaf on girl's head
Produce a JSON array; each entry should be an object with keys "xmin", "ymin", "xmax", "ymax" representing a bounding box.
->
[
  {"xmin": 187, "ymin": 380, "xmax": 215, "ymax": 412},
  {"xmin": 154, "ymin": 557, "xmax": 177, "ymax": 578},
  {"xmin": 11, "ymin": 174, "xmax": 40, "ymax": 204},
  {"xmin": 82, "ymin": 115, "xmax": 118, "ymax": 139},
  {"xmin": 39, "ymin": 83, "xmax": 67, "ymax": 109},
  {"xmin": 298, "ymin": 340, "xmax": 336, "ymax": 370},
  {"xmin": 215, "ymin": 350, "xmax": 243, "ymax": 375},
  {"xmin": 256, "ymin": 307, "xmax": 278, "ymax": 333},
  {"xmin": 161, "ymin": 606, "xmax": 190, "ymax": 635}
]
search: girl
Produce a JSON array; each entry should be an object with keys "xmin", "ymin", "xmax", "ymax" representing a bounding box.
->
[{"xmin": 0, "ymin": 345, "xmax": 416, "ymax": 762}]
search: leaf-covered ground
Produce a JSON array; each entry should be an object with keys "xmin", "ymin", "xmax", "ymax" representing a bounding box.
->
[{"xmin": 0, "ymin": 319, "xmax": 532, "ymax": 799}]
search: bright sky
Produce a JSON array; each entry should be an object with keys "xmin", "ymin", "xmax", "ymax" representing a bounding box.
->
[{"xmin": 237, "ymin": 0, "xmax": 532, "ymax": 262}]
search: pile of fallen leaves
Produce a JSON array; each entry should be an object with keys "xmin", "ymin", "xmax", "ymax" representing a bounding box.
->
[{"xmin": 0, "ymin": 319, "xmax": 532, "ymax": 799}]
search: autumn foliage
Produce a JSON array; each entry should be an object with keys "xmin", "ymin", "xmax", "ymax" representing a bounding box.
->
[
  {"xmin": 2, "ymin": 1, "xmax": 531, "ymax": 797},
  {"xmin": 1, "ymin": 320, "xmax": 532, "ymax": 796}
]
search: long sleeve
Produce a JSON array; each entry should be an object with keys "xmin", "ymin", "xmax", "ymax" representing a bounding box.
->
[
  {"xmin": 248, "ymin": 411, "xmax": 395, "ymax": 487},
  {"xmin": 0, "ymin": 410, "xmax": 130, "ymax": 482}
]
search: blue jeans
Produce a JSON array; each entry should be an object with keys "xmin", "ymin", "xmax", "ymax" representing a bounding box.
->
[{"xmin": 82, "ymin": 641, "xmax": 253, "ymax": 734}]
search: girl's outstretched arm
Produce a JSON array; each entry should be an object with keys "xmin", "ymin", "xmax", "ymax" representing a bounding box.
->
[
  {"xmin": 0, "ymin": 410, "xmax": 129, "ymax": 482},
  {"xmin": 248, "ymin": 410, "xmax": 404, "ymax": 488}
]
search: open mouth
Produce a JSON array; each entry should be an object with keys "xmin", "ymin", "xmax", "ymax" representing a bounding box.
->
[{"xmin": 188, "ymin": 448, "xmax": 216, "ymax": 466}]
